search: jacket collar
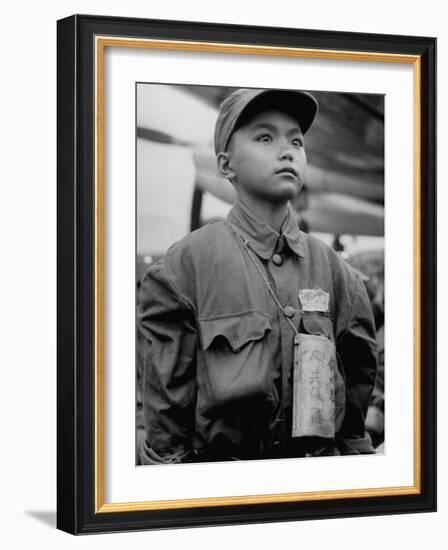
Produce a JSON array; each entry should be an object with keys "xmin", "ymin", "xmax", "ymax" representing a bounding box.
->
[{"xmin": 227, "ymin": 199, "xmax": 306, "ymax": 260}]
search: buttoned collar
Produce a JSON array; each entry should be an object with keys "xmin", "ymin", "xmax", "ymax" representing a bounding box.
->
[{"xmin": 227, "ymin": 199, "xmax": 306, "ymax": 260}]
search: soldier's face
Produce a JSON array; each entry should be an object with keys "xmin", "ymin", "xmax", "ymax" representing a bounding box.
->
[{"xmin": 226, "ymin": 109, "xmax": 307, "ymax": 205}]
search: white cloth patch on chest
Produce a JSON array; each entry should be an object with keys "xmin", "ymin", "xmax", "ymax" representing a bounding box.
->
[{"xmin": 299, "ymin": 288, "xmax": 330, "ymax": 312}]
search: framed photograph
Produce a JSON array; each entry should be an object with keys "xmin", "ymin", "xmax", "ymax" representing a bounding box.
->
[{"xmin": 57, "ymin": 14, "xmax": 436, "ymax": 534}]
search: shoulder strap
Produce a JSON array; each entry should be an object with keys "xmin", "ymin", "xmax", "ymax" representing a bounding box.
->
[{"xmin": 225, "ymin": 221, "xmax": 299, "ymax": 338}]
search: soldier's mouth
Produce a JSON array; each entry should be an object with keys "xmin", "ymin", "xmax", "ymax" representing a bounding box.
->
[{"xmin": 275, "ymin": 167, "xmax": 298, "ymax": 177}]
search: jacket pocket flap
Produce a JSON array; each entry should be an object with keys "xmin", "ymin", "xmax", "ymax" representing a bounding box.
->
[
  {"xmin": 199, "ymin": 311, "xmax": 271, "ymax": 351},
  {"xmin": 301, "ymin": 313, "xmax": 333, "ymax": 340}
]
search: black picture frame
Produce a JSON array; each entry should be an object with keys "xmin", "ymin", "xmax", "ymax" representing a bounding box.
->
[{"xmin": 57, "ymin": 14, "xmax": 436, "ymax": 534}]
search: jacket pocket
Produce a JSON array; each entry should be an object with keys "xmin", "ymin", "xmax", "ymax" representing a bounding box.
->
[
  {"xmin": 301, "ymin": 312, "xmax": 334, "ymax": 341},
  {"xmin": 199, "ymin": 311, "xmax": 271, "ymax": 352},
  {"xmin": 197, "ymin": 311, "xmax": 275, "ymax": 411}
]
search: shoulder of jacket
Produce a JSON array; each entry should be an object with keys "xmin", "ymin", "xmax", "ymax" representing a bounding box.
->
[
  {"xmin": 145, "ymin": 221, "xmax": 230, "ymax": 308},
  {"xmin": 157, "ymin": 220, "xmax": 231, "ymax": 279},
  {"xmin": 302, "ymin": 232, "xmax": 362, "ymax": 286},
  {"xmin": 165, "ymin": 220, "xmax": 229, "ymax": 259}
]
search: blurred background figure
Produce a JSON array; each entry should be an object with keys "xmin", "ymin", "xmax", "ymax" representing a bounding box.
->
[
  {"xmin": 135, "ymin": 84, "xmax": 385, "ymax": 462},
  {"xmin": 346, "ymin": 249, "xmax": 385, "ymax": 448}
]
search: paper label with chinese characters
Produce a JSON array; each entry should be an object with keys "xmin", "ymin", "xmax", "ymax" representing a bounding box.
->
[
  {"xmin": 292, "ymin": 333, "xmax": 336, "ymax": 439},
  {"xmin": 299, "ymin": 288, "xmax": 330, "ymax": 312}
]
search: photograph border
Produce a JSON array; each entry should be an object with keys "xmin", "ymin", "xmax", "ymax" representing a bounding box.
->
[{"xmin": 57, "ymin": 14, "xmax": 436, "ymax": 534}]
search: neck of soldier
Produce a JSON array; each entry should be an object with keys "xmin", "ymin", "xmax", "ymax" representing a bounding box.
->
[{"xmin": 237, "ymin": 191, "xmax": 288, "ymax": 233}]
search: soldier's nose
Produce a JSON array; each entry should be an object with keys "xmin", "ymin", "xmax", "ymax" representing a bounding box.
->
[{"xmin": 279, "ymin": 149, "xmax": 293, "ymax": 161}]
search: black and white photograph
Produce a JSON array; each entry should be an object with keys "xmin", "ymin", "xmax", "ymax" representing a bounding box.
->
[{"xmin": 135, "ymin": 83, "xmax": 385, "ymax": 466}]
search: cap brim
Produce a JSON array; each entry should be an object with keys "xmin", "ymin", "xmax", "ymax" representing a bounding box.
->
[{"xmin": 240, "ymin": 89, "xmax": 319, "ymax": 135}]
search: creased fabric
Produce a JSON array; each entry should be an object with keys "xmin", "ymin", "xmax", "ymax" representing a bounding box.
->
[{"xmin": 138, "ymin": 199, "xmax": 377, "ymax": 463}]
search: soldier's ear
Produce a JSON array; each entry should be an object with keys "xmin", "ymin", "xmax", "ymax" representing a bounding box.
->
[{"xmin": 217, "ymin": 151, "xmax": 235, "ymax": 182}]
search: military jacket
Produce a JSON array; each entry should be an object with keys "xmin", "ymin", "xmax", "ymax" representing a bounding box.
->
[{"xmin": 138, "ymin": 200, "xmax": 378, "ymax": 463}]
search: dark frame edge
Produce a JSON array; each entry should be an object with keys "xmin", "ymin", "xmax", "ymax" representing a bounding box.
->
[
  {"xmin": 419, "ymin": 36, "xmax": 437, "ymax": 514},
  {"xmin": 67, "ymin": 13, "xmax": 437, "ymax": 51},
  {"xmin": 74, "ymin": 491, "xmax": 436, "ymax": 535},
  {"xmin": 57, "ymin": 14, "xmax": 79, "ymax": 535}
]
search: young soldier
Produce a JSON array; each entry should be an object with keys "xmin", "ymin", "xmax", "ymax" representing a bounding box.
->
[{"xmin": 138, "ymin": 88, "xmax": 378, "ymax": 464}]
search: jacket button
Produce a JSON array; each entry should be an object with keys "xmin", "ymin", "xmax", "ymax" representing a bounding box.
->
[
  {"xmin": 283, "ymin": 306, "xmax": 296, "ymax": 318},
  {"xmin": 272, "ymin": 253, "xmax": 283, "ymax": 266}
]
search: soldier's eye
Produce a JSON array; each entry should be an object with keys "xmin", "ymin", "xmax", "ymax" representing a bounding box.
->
[
  {"xmin": 257, "ymin": 134, "xmax": 272, "ymax": 143},
  {"xmin": 292, "ymin": 137, "xmax": 304, "ymax": 147}
]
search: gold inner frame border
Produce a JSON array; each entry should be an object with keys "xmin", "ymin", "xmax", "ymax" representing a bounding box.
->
[{"xmin": 94, "ymin": 35, "xmax": 421, "ymax": 513}]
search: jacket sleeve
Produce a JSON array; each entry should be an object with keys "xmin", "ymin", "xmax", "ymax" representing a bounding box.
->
[
  {"xmin": 336, "ymin": 275, "xmax": 378, "ymax": 454},
  {"xmin": 137, "ymin": 259, "xmax": 197, "ymax": 464}
]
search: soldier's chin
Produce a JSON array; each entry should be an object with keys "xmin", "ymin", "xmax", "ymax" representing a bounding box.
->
[{"xmin": 272, "ymin": 183, "xmax": 302, "ymax": 202}]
